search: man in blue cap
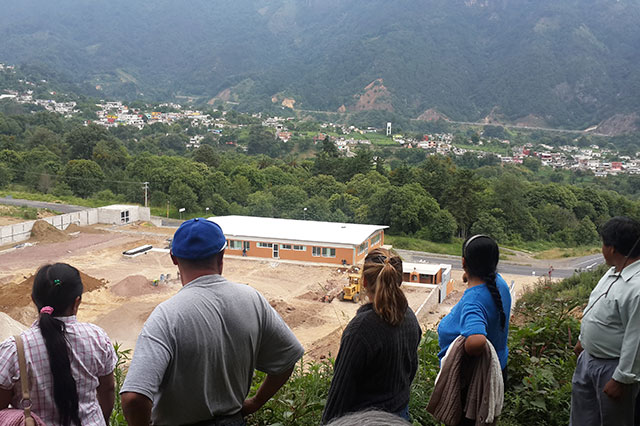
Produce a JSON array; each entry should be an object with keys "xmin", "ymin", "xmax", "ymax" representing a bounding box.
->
[{"xmin": 121, "ymin": 218, "xmax": 304, "ymax": 426}]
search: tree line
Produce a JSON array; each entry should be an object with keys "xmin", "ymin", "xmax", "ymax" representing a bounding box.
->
[{"xmin": 1, "ymin": 110, "xmax": 638, "ymax": 247}]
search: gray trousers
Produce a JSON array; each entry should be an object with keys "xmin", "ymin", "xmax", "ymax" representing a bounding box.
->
[{"xmin": 570, "ymin": 350, "xmax": 640, "ymax": 426}]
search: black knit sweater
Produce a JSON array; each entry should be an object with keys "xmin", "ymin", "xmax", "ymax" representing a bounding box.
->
[{"xmin": 321, "ymin": 303, "xmax": 422, "ymax": 423}]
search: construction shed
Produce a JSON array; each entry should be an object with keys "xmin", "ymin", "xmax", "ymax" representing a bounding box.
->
[
  {"xmin": 209, "ymin": 215, "xmax": 387, "ymax": 265},
  {"xmin": 402, "ymin": 262, "xmax": 453, "ymax": 303},
  {"xmin": 98, "ymin": 205, "xmax": 151, "ymax": 225}
]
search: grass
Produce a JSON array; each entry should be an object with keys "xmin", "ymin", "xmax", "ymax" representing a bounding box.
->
[
  {"xmin": 385, "ymin": 235, "xmax": 463, "ymax": 256},
  {"xmin": 0, "ymin": 189, "xmax": 122, "ymax": 209},
  {"xmin": 0, "ymin": 205, "xmax": 59, "ymax": 220},
  {"xmin": 534, "ymin": 246, "xmax": 601, "ymax": 260}
]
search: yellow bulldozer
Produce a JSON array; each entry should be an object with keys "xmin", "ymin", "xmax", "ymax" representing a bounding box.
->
[{"xmin": 339, "ymin": 273, "xmax": 363, "ymax": 303}]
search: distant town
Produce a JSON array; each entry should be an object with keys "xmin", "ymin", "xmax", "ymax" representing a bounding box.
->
[{"xmin": 1, "ymin": 62, "xmax": 638, "ymax": 177}]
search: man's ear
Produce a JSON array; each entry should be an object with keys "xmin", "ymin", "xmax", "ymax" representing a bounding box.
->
[{"xmin": 170, "ymin": 253, "xmax": 178, "ymax": 265}]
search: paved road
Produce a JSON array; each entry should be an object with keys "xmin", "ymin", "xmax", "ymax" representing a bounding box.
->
[
  {"xmin": 396, "ymin": 248, "xmax": 604, "ymax": 279},
  {"xmin": 0, "ymin": 197, "xmax": 86, "ymax": 214}
]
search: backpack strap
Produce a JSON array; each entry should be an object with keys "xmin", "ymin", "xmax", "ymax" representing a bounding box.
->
[{"xmin": 14, "ymin": 335, "xmax": 35, "ymax": 426}]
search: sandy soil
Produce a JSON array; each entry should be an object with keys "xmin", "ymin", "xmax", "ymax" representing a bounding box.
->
[{"xmin": 0, "ymin": 221, "xmax": 545, "ymax": 360}]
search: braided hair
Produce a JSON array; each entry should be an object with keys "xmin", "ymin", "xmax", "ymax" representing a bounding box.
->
[
  {"xmin": 362, "ymin": 248, "xmax": 408, "ymax": 326},
  {"xmin": 463, "ymin": 235, "xmax": 506, "ymax": 329},
  {"xmin": 32, "ymin": 263, "xmax": 83, "ymax": 426}
]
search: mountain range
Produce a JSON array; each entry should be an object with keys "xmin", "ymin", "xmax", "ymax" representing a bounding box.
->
[{"xmin": 1, "ymin": 0, "xmax": 639, "ymax": 133}]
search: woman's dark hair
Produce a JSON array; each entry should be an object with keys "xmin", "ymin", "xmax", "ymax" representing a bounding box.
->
[
  {"xmin": 362, "ymin": 248, "xmax": 408, "ymax": 326},
  {"xmin": 32, "ymin": 263, "xmax": 83, "ymax": 426},
  {"xmin": 462, "ymin": 235, "xmax": 505, "ymax": 329}
]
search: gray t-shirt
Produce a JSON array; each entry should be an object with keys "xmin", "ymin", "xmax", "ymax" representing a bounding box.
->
[{"xmin": 121, "ymin": 274, "xmax": 304, "ymax": 425}]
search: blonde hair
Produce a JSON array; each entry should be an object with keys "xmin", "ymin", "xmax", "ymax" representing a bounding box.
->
[{"xmin": 362, "ymin": 248, "xmax": 408, "ymax": 326}]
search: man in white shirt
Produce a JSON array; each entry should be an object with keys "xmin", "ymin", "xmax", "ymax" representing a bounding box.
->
[{"xmin": 571, "ymin": 216, "xmax": 640, "ymax": 426}]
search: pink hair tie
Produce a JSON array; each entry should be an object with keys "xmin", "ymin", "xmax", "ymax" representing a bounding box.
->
[{"xmin": 40, "ymin": 306, "xmax": 54, "ymax": 315}]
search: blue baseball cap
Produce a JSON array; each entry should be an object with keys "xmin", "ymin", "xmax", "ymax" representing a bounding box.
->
[{"xmin": 171, "ymin": 218, "xmax": 227, "ymax": 260}]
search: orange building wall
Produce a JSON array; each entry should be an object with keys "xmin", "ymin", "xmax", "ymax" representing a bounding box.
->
[
  {"xmin": 226, "ymin": 240, "xmax": 355, "ymax": 264},
  {"xmin": 225, "ymin": 230, "xmax": 385, "ymax": 265}
]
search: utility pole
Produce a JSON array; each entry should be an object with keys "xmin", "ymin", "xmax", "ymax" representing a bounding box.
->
[{"xmin": 142, "ymin": 182, "xmax": 149, "ymax": 207}]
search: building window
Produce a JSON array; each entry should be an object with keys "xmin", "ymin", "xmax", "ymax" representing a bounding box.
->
[
  {"xmin": 293, "ymin": 245, "xmax": 306, "ymax": 251},
  {"xmin": 313, "ymin": 247, "xmax": 335, "ymax": 257},
  {"xmin": 243, "ymin": 241, "xmax": 250, "ymax": 251},
  {"xmin": 228, "ymin": 240, "xmax": 242, "ymax": 250},
  {"xmin": 322, "ymin": 247, "xmax": 336, "ymax": 258},
  {"xmin": 371, "ymin": 233, "xmax": 381, "ymax": 246},
  {"xmin": 257, "ymin": 242, "xmax": 273, "ymax": 248},
  {"xmin": 120, "ymin": 210, "xmax": 130, "ymax": 224},
  {"xmin": 357, "ymin": 241, "xmax": 369, "ymax": 255},
  {"xmin": 281, "ymin": 244, "xmax": 292, "ymax": 250}
]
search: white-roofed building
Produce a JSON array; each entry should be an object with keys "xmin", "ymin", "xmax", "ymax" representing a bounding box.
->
[{"xmin": 208, "ymin": 215, "xmax": 387, "ymax": 265}]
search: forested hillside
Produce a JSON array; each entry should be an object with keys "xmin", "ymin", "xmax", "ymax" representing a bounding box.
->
[
  {"xmin": 2, "ymin": 109, "xmax": 639, "ymax": 248},
  {"xmin": 1, "ymin": 0, "xmax": 639, "ymax": 130}
]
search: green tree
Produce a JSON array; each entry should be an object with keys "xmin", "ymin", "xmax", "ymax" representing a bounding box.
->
[
  {"xmin": 247, "ymin": 125, "xmax": 281, "ymax": 157},
  {"xmin": 0, "ymin": 163, "xmax": 12, "ymax": 188},
  {"xmin": 192, "ymin": 145, "xmax": 221, "ymax": 168},
  {"xmin": 428, "ymin": 210, "xmax": 457, "ymax": 243},
  {"xmin": 320, "ymin": 138, "xmax": 339, "ymax": 158},
  {"xmin": 303, "ymin": 175, "xmax": 346, "ymax": 199},
  {"xmin": 26, "ymin": 127, "xmax": 65, "ymax": 157},
  {"xmin": 470, "ymin": 211, "xmax": 507, "ymax": 242},
  {"xmin": 522, "ymin": 157, "xmax": 541, "ymax": 172},
  {"xmin": 368, "ymin": 184, "xmax": 439, "ymax": 234},
  {"xmin": 443, "ymin": 169, "xmax": 484, "ymax": 238},
  {"xmin": 62, "ymin": 159, "xmax": 105, "ymax": 197},
  {"xmin": 65, "ymin": 124, "xmax": 111, "ymax": 160},
  {"xmin": 169, "ymin": 181, "xmax": 198, "ymax": 213},
  {"xmin": 92, "ymin": 140, "xmax": 129, "ymax": 174},
  {"xmin": 247, "ymin": 191, "xmax": 276, "ymax": 217},
  {"xmin": 271, "ymin": 185, "xmax": 307, "ymax": 216},
  {"xmin": 572, "ymin": 217, "xmax": 599, "ymax": 246}
]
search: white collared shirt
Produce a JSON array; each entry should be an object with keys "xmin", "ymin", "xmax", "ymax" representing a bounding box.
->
[{"xmin": 580, "ymin": 259, "xmax": 640, "ymax": 383}]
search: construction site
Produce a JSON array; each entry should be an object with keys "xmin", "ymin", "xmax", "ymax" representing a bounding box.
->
[{"xmin": 0, "ymin": 211, "xmax": 539, "ymax": 360}]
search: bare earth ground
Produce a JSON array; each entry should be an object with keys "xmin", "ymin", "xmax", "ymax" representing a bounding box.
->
[{"xmin": 0, "ymin": 222, "xmax": 543, "ymax": 360}]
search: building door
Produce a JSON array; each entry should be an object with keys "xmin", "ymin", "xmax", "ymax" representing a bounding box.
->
[{"xmin": 273, "ymin": 244, "xmax": 279, "ymax": 258}]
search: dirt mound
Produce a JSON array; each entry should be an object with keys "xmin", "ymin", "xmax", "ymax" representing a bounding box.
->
[
  {"xmin": 0, "ymin": 271, "xmax": 106, "ymax": 323},
  {"xmin": 65, "ymin": 224, "xmax": 105, "ymax": 234},
  {"xmin": 270, "ymin": 299, "xmax": 326, "ymax": 329},
  {"xmin": 31, "ymin": 220, "xmax": 69, "ymax": 243},
  {"xmin": 307, "ymin": 327, "xmax": 343, "ymax": 361},
  {"xmin": 110, "ymin": 275, "xmax": 170, "ymax": 297},
  {"xmin": 0, "ymin": 312, "xmax": 27, "ymax": 341}
]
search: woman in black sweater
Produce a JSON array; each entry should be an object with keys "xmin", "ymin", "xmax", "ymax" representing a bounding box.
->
[{"xmin": 322, "ymin": 248, "xmax": 422, "ymax": 423}]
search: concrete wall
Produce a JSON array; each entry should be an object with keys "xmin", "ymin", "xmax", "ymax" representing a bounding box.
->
[
  {"xmin": 0, "ymin": 209, "xmax": 99, "ymax": 246},
  {"xmin": 0, "ymin": 205, "xmax": 151, "ymax": 246},
  {"xmin": 97, "ymin": 206, "xmax": 150, "ymax": 225}
]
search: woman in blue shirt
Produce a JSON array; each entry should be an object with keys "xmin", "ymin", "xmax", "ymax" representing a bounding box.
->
[{"xmin": 438, "ymin": 234, "xmax": 511, "ymax": 380}]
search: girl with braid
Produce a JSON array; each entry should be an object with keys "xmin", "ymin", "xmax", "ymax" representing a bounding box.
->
[
  {"xmin": 322, "ymin": 248, "xmax": 422, "ymax": 424},
  {"xmin": 0, "ymin": 263, "xmax": 117, "ymax": 425},
  {"xmin": 437, "ymin": 235, "xmax": 511, "ymax": 388}
]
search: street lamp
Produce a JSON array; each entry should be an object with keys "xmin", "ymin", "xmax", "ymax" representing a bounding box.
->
[
  {"xmin": 205, "ymin": 207, "xmax": 210, "ymax": 217},
  {"xmin": 303, "ymin": 207, "xmax": 308, "ymax": 220},
  {"xmin": 179, "ymin": 207, "xmax": 186, "ymax": 220}
]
